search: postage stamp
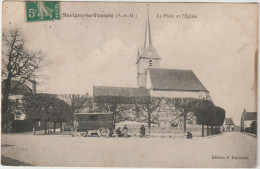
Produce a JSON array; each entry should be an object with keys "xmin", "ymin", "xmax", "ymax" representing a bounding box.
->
[{"xmin": 26, "ymin": 1, "xmax": 60, "ymax": 22}]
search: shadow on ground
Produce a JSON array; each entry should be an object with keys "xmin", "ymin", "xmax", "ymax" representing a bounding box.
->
[{"xmin": 1, "ymin": 155, "xmax": 33, "ymax": 166}]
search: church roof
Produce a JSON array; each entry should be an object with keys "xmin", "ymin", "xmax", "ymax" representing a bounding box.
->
[
  {"xmin": 93, "ymin": 86, "xmax": 150, "ymax": 104},
  {"xmin": 148, "ymin": 68, "xmax": 208, "ymax": 91},
  {"xmin": 242, "ymin": 112, "xmax": 257, "ymax": 121},
  {"xmin": 142, "ymin": 46, "xmax": 161, "ymax": 59}
]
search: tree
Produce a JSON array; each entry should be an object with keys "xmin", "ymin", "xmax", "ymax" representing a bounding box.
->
[
  {"xmin": 60, "ymin": 94, "xmax": 93, "ymax": 129},
  {"xmin": 94, "ymin": 102, "xmax": 135, "ymax": 128},
  {"xmin": 94, "ymin": 102, "xmax": 118, "ymax": 128},
  {"xmin": 212, "ymin": 106, "xmax": 225, "ymax": 126},
  {"xmin": 60, "ymin": 94, "xmax": 93, "ymax": 114},
  {"xmin": 23, "ymin": 93, "xmax": 73, "ymax": 135},
  {"xmin": 50, "ymin": 98, "xmax": 73, "ymax": 133},
  {"xmin": 192, "ymin": 99, "xmax": 215, "ymax": 136},
  {"xmin": 211, "ymin": 106, "xmax": 225, "ymax": 134},
  {"xmin": 2, "ymin": 28, "xmax": 45, "ymax": 132},
  {"xmin": 115, "ymin": 104, "xmax": 136, "ymax": 122},
  {"xmin": 139, "ymin": 97, "xmax": 163, "ymax": 135},
  {"xmin": 165, "ymin": 98, "xmax": 197, "ymax": 133},
  {"xmin": 23, "ymin": 93, "xmax": 53, "ymax": 134}
]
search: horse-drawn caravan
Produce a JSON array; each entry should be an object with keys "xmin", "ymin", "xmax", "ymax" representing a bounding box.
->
[{"xmin": 72, "ymin": 113, "xmax": 114, "ymax": 137}]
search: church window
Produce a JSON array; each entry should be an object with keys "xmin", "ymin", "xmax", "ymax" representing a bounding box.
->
[{"xmin": 149, "ymin": 60, "xmax": 152, "ymax": 66}]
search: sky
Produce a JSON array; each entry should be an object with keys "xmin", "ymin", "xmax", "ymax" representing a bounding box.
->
[{"xmin": 2, "ymin": 2, "xmax": 258, "ymax": 125}]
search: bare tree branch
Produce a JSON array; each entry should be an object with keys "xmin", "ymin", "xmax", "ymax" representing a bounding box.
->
[{"xmin": 2, "ymin": 28, "xmax": 47, "ymax": 130}]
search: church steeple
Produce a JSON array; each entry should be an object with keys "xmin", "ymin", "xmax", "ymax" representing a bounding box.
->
[
  {"xmin": 137, "ymin": 46, "xmax": 140, "ymax": 62},
  {"xmin": 148, "ymin": 7, "xmax": 152, "ymax": 46},
  {"xmin": 144, "ymin": 5, "xmax": 152, "ymax": 50},
  {"xmin": 139, "ymin": 4, "xmax": 161, "ymax": 60},
  {"xmin": 136, "ymin": 5, "xmax": 161, "ymax": 88}
]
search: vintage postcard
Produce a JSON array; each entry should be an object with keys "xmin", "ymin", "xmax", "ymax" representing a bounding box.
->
[{"xmin": 1, "ymin": 1, "xmax": 258, "ymax": 168}]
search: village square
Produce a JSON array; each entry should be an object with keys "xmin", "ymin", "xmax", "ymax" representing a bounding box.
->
[{"xmin": 1, "ymin": 2, "xmax": 257, "ymax": 168}]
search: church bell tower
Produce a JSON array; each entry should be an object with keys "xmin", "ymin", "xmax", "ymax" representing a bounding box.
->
[{"xmin": 136, "ymin": 6, "xmax": 161, "ymax": 88}]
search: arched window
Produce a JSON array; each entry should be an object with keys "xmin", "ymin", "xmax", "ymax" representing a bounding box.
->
[{"xmin": 149, "ymin": 60, "xmax": 152, "ymax": 66}]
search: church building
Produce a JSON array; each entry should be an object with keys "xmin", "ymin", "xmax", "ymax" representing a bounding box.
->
[
  {"xmin": 136, "ymin": 9, "xmax": 210, "ymax": 100},
  {"xmin": 94, "ymin": 8, "xmax": 211, "ymax": 102}
]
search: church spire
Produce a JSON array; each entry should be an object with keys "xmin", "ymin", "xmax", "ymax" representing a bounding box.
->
[
  {"xmin": 144, "ymin": 4, "xmax": 152, "ymax": 50},
  {"xmin": 143, "ymin": 20, "xmax": 147, "ymax": 50},
  {"xmin": 137, "ymin": 46, "xmax": 140, "ymax": 62},
  {"xmin": 147, "ymin": 6, "xmax": 152, "ymax": 46}
]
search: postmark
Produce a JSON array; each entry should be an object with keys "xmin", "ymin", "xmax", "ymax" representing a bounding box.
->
[{"xmin": 26, "ymin": 1, "xmax": 60, "ymax": 22}]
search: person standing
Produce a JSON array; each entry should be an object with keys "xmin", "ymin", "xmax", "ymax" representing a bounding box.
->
[
  {"xmin": 140, "ymin": 125, "xmax": 145, "ymax": 137},
  {"xmin": 140, "ymin": 125, "xmax": 143, "ymax": 137},
  {"xmin": 142, "ymin": 125, "xmax": 146, "ymax": 137},
  {"xmin": 116, "ymin": 127, "xmax": 123, "ymax": 137},
  {"xmin": 122, "ymin": 125, "xmax": 128, "ymax": 137}
]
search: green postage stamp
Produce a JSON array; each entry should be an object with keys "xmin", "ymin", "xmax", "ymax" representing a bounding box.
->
[{"xmin": 26, "ymin": 1, "xmax": 60, "ymax": 22}]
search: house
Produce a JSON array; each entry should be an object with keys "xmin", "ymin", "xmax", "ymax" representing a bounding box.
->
[
  {"xmin": 2, "ymin": 79, "xmax": 36, "ymax": 120},
  {"xmin": 2, "ymin": 79, "xmax": 36, "ymax": 132},
  {"xmin": 241, "ymin": 109, "xmax": 257, "ymax": 133},
  {"xmin": 224, "ymin": 118, "xmax": 235, "ymax": 131},
  {"xmin": 136, "ymin": 9, "xmax": 211, "ymax": 100}
]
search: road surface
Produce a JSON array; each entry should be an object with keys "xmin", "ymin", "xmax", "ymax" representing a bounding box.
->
[{"xmin": 1, "ymin": 132, "xmax": 257, "ymax": 167}]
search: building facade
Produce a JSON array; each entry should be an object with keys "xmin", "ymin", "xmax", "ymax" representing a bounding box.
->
[
  {"xmin": 136, "ymin": 10, "xmax": 210, "ymax": 100},
  {"xmin": 240, "ymin": 109, "xmax": 257, "ymax": 133},
  {"xmin": 2, "ymin": 79, "xmax": 36, "ymax": 120},
  {"xmin": 224, "ymin": 118, "xmax": 235, "ymax": 131}
]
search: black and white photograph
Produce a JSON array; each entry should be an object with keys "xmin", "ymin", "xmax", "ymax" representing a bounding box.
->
[{"xmin": 1, "ymin": 1, "xmax": 258, "ymax": 168}]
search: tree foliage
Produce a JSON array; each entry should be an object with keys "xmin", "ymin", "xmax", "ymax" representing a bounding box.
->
[
  {"xmin": 165, "ymin": 98, "xmax": 197, "ymax": 120},
  {"xmin": 92, "ymin": 95, "xmax": 226, "ymax": 135},
  {"xmin": 165, "ymin": 98, "xmax": 225, "ymax": 134},
  {"xmin": 60, "ymin": 94, "xmax": 93, "ymax": 114},
  {"xmin": 138, "ymin": 97, "xmax": 163, "ymax": 131},
  {"xmin": 191, "ymin": 100, "xmax": 225, "ymax": 127},
  {"xmin": 212, "ymin": 106, "xmax": 225, "ymax": 126},
  {"xmin": 165, "ymin": 98, "xmax": 197, "ymax": 132},
  {"xmin": 94, "ymin": 102, "xmax": 135, "ymax": 123},
  {"xmin": 191, "ymin": 99, "xmax": 215, "ymax": 126},
  {"xmin": 23, "ymin": 93, "xmax": 73, "ymax": 122}
]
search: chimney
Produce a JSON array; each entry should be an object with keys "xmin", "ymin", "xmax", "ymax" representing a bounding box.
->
[{"xmin": 31, "ymin": 79, "xmax": 36, "ymax": 93}]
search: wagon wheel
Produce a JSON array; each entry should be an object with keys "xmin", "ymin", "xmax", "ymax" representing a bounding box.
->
[
  {"xmin": 80, "ymin": 131, "xmax": 87, "ymax": 137},
  {"xmin": 97, "ymin": 127, "xmax": 110, "ymax": 137}
]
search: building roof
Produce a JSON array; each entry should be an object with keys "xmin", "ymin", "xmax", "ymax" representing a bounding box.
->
[
  {"xmin": 225, "ymin": 118, "xmax": 235, "ymax": 125},
  {"xmin": 2, "ymin": 79, "xmax": 32, "ymax": 95},
  {"xmin": 93, "ymin": 86, "xmax": 150, "ymax": 104},
  {"xmin": 148, "ymin": 68, "xmax": 208, "ymax": 91},
  {"xmin": 243, "ymin": 112, "xmax": 257, "ymax": 121},
  {"xmin": 141, "ymin": 46, "xmax": 161, "ymax": 59}
]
